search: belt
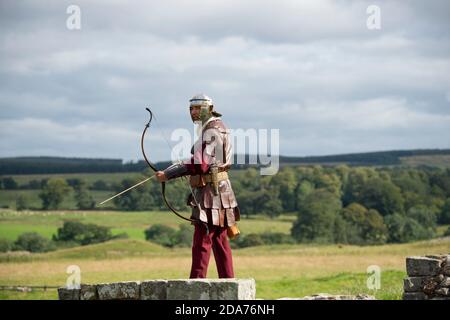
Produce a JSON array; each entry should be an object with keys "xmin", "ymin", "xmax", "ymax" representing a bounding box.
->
[
  {"xmin": 190, "ymin": 171, "xmax": 229, "ymax": 188},
  {"xmin": 203, "ymin": 171, "xmax": 228, "ymax": 183}
]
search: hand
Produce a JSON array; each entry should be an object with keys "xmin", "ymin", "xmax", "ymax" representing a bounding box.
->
[{"xmin": 155, "ymin": 171, "xmax": 168, "ymax": 182}]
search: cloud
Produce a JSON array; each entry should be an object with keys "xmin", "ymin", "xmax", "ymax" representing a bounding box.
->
[{"xmin": 0, "ymin": 0, "xmax": 449, "ymax": 161}]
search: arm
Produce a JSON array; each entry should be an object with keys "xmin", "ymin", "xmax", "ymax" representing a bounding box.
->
[{"xmin": 157, "ymin": 126, "xmax": 222, "ymax": 182}]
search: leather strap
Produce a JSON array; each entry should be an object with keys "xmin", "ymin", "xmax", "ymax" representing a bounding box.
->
[
  {"xmin": 202, "ymin": 171, "xmax": 228, "ymax": 183},
  {"xmin": 190, "ymin": 171, "xmax": 229, "ymax": 187}
]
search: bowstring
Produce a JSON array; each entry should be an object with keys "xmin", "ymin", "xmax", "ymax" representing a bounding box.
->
[{"xmin": 152, "ymin": 113, "xmax": 202, "ymax": 211}]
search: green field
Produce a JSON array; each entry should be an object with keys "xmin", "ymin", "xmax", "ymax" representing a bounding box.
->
[
  {"xmin": 0, "ymin": 171, "xmax": 247, "ymax": 210},
  {"xmin": 1, "ymin": 237, "xmax": 449, "ymax": 300},
  {"xmin": 0, "ymin": 209, "xmax": 294, "ymax": 241},
  {"xmin": 0, "ymin": 209, "xmax": 449, "ymax": 300}
]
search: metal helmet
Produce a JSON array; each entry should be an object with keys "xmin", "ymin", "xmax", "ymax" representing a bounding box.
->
[{"xmin": 189, "ymin": 93, "xmax": 222, "ymax": 117}]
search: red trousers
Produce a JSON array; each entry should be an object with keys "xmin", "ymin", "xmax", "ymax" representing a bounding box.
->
[{"xmin": 190, "ymin": 223, "xmax": 235, "ymax": 278}]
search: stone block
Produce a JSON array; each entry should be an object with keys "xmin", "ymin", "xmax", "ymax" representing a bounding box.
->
[
  {"xmin": 440, "ymin": 276, "xmax": 450, "ymax": 287},
  {"xmin": 404, "ymin": 277, "xmax": 424, "ymax": 292},
  {"xmin": 58, "ymin": 287, "xmax": 80, "ymax": 300},
  {"xmin": 166, "ymin": 279, "xmax": 256, "ymax": 300},
  {"xmin": 167, "ymin": 279, "xmax": 212, "ymax": 300},
  {"xmin": 443, "ymin": 256, "xmax": 450, "ymax": 276},
  {"xmin": 80, "ymin": 284, "xmax": 98, "ymax": 300},
  {"xmin": 140, "ymin": 280, "xmax": 168, "ymax": 300},
  {"xmin": 97, "ymin": 281, "xmax": 140, "ymax": 300},
  {"xmin": 435, "ymin": 287, "xmax": 449, "ymax": 296},
  {"xmin": 406, "ymin": 256, "xmax": 442, "ymax": 276},
  {"xmin": 209, "ymin": 279, "xmax": 256, "ymax": 300}
]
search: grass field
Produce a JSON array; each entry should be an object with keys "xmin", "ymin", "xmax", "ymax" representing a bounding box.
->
[
  {"xmin": 1, "ymin": 209, "xmax": 449, "ymax": 300},
  {"xmin": 399, "ymin": 155, "xmax": 450, "ymax": 168},
  {"xmin": 0, "ymin": 209, "xmax": 295, "ymax": 241},
  {"xmin": 1, "ymin": 237, "xmax": 449, "ymax": 300}
]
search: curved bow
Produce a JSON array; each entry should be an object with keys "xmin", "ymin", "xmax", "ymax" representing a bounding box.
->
[{"xmin": 140, "ymin": 108, "xmax": 202, "ymax": 224}]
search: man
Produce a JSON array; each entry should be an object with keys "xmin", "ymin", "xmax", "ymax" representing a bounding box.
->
[{"xmin": 155, "ymin": 94, "xmax": 240, "ymax": 279}]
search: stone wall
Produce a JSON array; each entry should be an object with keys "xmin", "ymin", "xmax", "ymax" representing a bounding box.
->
[
  {"xmin": 58, "ymin": 278, "xmax": 256, "ymax": 300},
  {"xmin": 403, "ymin": 254, "xmax": 450, "ymax": 300}
]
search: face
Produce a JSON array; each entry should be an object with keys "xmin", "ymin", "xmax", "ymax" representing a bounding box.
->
[
  {"xmin": 190, "ymin": 105, "xmax": 201, "ymax": 121},
  {"xmin": 190, "ymin": 105, "xmax": 211, "ymax": 122}
]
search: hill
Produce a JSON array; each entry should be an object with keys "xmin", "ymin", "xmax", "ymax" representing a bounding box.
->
[{"xmin": 1, "ymin": 148, "xmax": 450, "ymax": 175}]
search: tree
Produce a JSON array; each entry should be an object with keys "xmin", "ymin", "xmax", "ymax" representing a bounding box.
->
[
  {"xmin": 256, "ymin": 188, "xmax": 283, "ymax": 219},
  {"xmin": 439, "ymin": 198, "xmax": 450, "ymax": 224},
  {"xmin": 16, "ymin": 195, "xmax": 29, "ymax": 211},
  {"xmin": 392, "ymin": 169, "xmax": 429, "ymax": 195},
  {"xmin": 291, "ymin": 190, "xmax": 342, "ymax": 243},
  {"xmin": 2, "ymin": 177, "xmax": 18, "ymax": 190},
  {"xmin": 385, "ymin": 213, "xmax": 432, "ymax": 243},
  {"xmin": 53, "ymin": 220, "xmax": 113, "ymax": 245},
  {"xmin": 13, "ymin": 232, "xmax": 55, "ymax": 252},
  {"xmin": 406, "ymin": 205, "xmax": 437, "ymax": 235},
  {"xmin": 269, "ymin": 167, "xmax": 298, "ymax": 211},
  {"xmin": 66, "ymin": 178, "xmax": 82, "ymax": 189},
  {"xmin": 26, "ymin": 179, "xmax": 42, "ymax": 189},
  {"xmin": 144, "ymin": 224, "xmax": 177, "ymax": 247},
  {"xmin": 0, "ymin": 238, "xmax": 12, "ymax": 252},
  {"xmin": 239, "ymin": 168, "xmax": 261, "ymax": 191},
  {"xmin": 172, "ymin": 224, "xmax": 194, "ymax": 247},
  {"xmin": 39, "ymin": 178, "xmax": 72, "ymax": 209},
  {"xmin": 314, "ymin": 172, "xmax": 342, "ymax": 198},
  {"xmin": 73, "ymin": 180, "xmax": 95, "ymax": 210},
  {"xmin": 444, "ymin": 226, "xmax": 450, "ymax": 237},
  {"xmin": 236, "ymin": 189, "xmax": 259, "ymax": 218},
  {"xmin": 113, "ymin": 177, "xmax": 158, "ymax": 210},
  {"xmin": 356, "ymin": 177, "xmax": 405, "ymax": 216},
  {"xmin": 338, "ymin": 203, "xmax": 388, "ymax": 245},
  {"xmin": 430, "ymin": 169, "xmax": 450, "ymax": 197},
  {"xmin": 260, "ymin": 232, "xmax": 295, "ymax": 245},
  {"xmin": 342, "ymin": 167, "xmax": 378, "ymax": 206},
  {"xmin": 234, "ymin": 233, "xmax": 264, "ymax": 248},
  {"xmin": 92, "ymin": 180, "xmax": 110, "ymax": 191},
  {"xmin": 296, "ymin": 180, "xmax": 314, "ymax": 208}
]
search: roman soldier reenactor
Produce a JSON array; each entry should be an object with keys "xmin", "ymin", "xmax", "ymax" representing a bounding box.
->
[{"xmin": 156, "ymin": 94, "xmax": 240, "ymax": 278}]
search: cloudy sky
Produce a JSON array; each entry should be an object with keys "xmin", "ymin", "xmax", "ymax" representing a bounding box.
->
[{"xmin": 0, "ymin": 0, "xmax": 449, "ymax": 162}]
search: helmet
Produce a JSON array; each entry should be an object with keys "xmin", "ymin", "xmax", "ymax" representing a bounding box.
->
[{"xmin": 189, "ymin": 93, "xmax": 222, "ymax": 117}]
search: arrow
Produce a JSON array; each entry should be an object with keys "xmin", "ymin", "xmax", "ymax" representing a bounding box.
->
[{"xmin": 98, "ymin": 174, "xmax": 156, "ymax": 206}]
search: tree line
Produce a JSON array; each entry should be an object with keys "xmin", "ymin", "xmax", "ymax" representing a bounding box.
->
[
  {"xmin": 2, "ymin": 149, "xmax": 450, "ymax": 174},
  {"xmin": 3, "ymin": 165, "xmax": 450, "ymax": 245}
]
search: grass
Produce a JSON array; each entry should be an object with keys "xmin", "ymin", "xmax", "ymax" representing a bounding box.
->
[
  {"xmin": 1, "ymin": 208, "xmax": 449, "ymax": 300},
  {"xmin": 1, "ymin": 235, "xmax": 449, "ymax": 300},
  {"xmin": 0, "ymin": 209, "xmax": 294, "ymax": 242},
  {"xmin": 437, "ymin": 224, "xmax": 450, "ymax": 237},
  {"xmin": 399, "ymin": 155, "xmax": 450, "ymax": 168}
]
